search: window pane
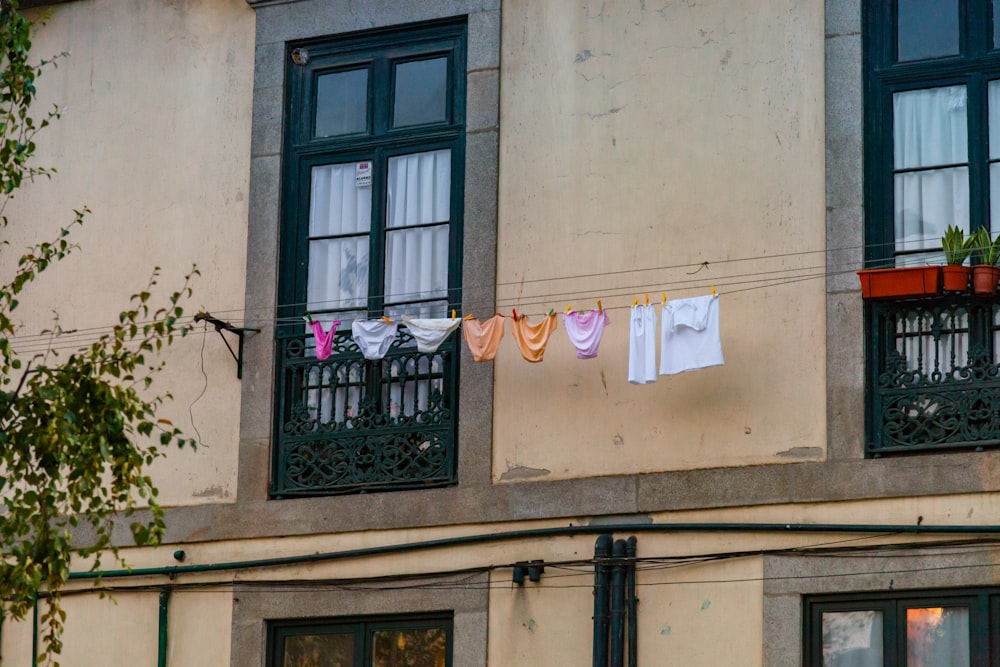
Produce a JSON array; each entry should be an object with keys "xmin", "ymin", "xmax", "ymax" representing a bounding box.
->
[
  {"xmin": 990, "ymin": 81, "xmax": 1000, "ymax": 159},
  {"xmin": 371, "ymin": 627, "xmax": 447, "ymax": 667},
  {"xmin": 894, "ymin": 166, "xmax": 969, "ymax": 255},
  {"xmin": 282, "ymin": 632, "xmax": 355, "ymax": 667},
  {"xmin": 906, "ymin": 607, "xmax": 969, "ymax": 666},
  {"xmin": 894, "ymin": 87, "xmax": 968, "ymax": 169},
  {"xmin": 897, "ymin": 0, "xmax": 959, "ymax": 62},
  {"xmin": 995, "ymin": 1, "xmax": 1000, "ymax": 50},
  {"xmin": 387, "ymin": 150, "xmax": 451, "ymax": 228},
  {"xmin": 393, "ymin": 58, "xmax": 448, "ymax": 128},
  {"xmin": 384, "ymin": 225, "xmax": 449, "ymax": 304},
  {"xmin": 309, "ymin": 237, "xmax": 370, "ymax": 311},
  {"xmin": 310, "ymin": 163, "xmax": 373, "ymax": 237},
  {"xmin": 316, "ymin": 68, "xmax": 368, "ymax": 137},
  {"xmin": 821, "ymin": 610, "xmax": 883, "ymax": 667}
]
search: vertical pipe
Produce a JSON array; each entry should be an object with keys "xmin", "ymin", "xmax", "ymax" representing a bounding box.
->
[
  {"xmin": 158, "ymin": 588, "xmax": 170, "ymax": 667},
  {"xmin": 31, "ymin": 594, "xmax": 38, "ymax": 666},
  {"xmin": 592, "ymin": 534, "xmax": 613, "ymax": 667},
  {"xmin": 610, "ymin": 539, "xmax": 626, "ymax": 667},
  {"xmin": 626, "ymin": 536, "xmax": 638, "ymax": 667}
]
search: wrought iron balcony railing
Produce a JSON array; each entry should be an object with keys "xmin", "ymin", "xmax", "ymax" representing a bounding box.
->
[
  {"xmin": 868, "ymin": 294, "xmax": 1000, "ymax": 455},
  {"xmin": 271, "ymin": 327, "xmax": 458, "ymax": 496}
]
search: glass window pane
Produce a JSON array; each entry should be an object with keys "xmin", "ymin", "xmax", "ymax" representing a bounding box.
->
[
  {"xmin": 310, "ymin": 163, "xmax": 373, "ymax": 236},
  {"xmin": 282, "ymin": 632, "xmax": 355, "ymax": 667},
  {"xmin": 316, "ymin": 68, "xmax": 368, "ymax": 137},
  {"xmin": 894, "ymin": 166, "xmax": 969, "ymax": 255},
  {"xmin": 371, "ymin": 627, "xmax": 447, "ymax": 667},
  {"xmin": 309, "ymin": 236, "xmax": 370, "ymax": 311},
  {"xmin": 384, "ymin": 225, "xmax": 449, "ymax": 304},
  {"xmin": 894, "ymin": 87, "xmax": 968, "ymax": 169},
  {"xmin": 897, "ymin": 0, "xmax": 959, "ymax": 62},
  {"xmin": 393, "ymin": 58, "xmax": 448, "ymax": 128},
  {"xmin": 995, "ymin": 1, "xmax": 1000, "ymax": 50},
  {"xmin": 989, "ymin": 81, "xmax": 1000, "ymax": 159},
  {"xmin": 906, "ymin": 607, "xmax": 969, "ymax": 666},
  {"xmin": 387, "ymin": 150, "xmax": 451, "ymax": 229},
  {"xmin": 821, "ymin": 610, "xmax": 883, "ymax": 667}
]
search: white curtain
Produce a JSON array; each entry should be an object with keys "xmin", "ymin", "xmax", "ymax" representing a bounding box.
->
[
  {"xmin": 384, "ymin": 149, "xmax": 451, "ymax": 310},
  {"xmin": 307, "ymin": 162, "xmax": 372, "ymax": 313},
  {"xmin": 822, "ymin": 611, "xmax": 882, "ymax": 667},
  {"xmin": 894, "ymin": 86, "xmax": 969, "ymax": 264}
]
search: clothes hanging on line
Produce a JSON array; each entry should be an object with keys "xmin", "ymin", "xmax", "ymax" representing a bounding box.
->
[
  {"xmin": 403, "ymin": 317, "xmax": 462, "ymax": 353},
  {"xmin": 352, "ymin": 319, "xmax": 399, "ymax": 360},
  {"xmin": 462, "ymin": 314, "xmax": 505, "ymax": 362},
  {"xmin": 511, "ymin": 312, "xmax": 559, "ymax": 363},
  {"xmin": 659, "ymin": 294, "xmax": 724, "ymax": 375},
  {"xmin": 306, "ymin": 317, "xmax": 341, "ymax": 361},
  {"xmin": 562, "ymin": 309, "xmax": 611, "ymax": 359},
  {"xmin": 628, "ymin": 304, "xmax": 657, "ymax": 384}
]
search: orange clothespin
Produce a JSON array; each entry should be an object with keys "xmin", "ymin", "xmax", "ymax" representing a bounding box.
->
[
  {"xmin": 632, "ymin": 296, "xmax": 639, "ymax": 308},
  {"xmin": 597, "ymin": 300, "xmax": 603, "ymax": 313},
  {"xmin": 381, "ymin": 315, "xmax": 393, "ymax": 323},
  {"xmin": 464, "ymin": 313, "xmax": 474, "ymax": 320},
  {"xmin": 711, "ymin": 286, "xmax": 717, "ymax": 298},
  {"xmin": 565, "ymin": 304, "xmax": 573, "ymax": 315},
  {"xmin": 645, "ymin": 293, "xmax": 649, "ymax": 307},
  {"xmin": 661, "ymin": 293, "xmax": 667, "ymax": 306}
]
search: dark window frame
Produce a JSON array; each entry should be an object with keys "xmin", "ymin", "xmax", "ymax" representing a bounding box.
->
[
  {"xmin": 803, "ymin": 586, "xmax": 997, "ymax": 666},
  {"xmin": 268, "ymin": 612, "xmax": 454, "ymax": 667},
  {"xmin": 271, "ymin": 19, "xmax": 467, "ymax": 498}
]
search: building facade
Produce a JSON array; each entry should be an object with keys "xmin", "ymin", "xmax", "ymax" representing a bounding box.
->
[{"xmin": 4, "ymin": 0, "xmax": 1000, "ymax": 665}]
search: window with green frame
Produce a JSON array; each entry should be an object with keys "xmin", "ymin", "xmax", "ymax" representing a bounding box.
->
[
  {"xmin": 269, "ymin": 614, "xmax": 453, "ymax": 667},
  {"xmin": 804, "ymin": 587, "xmax": 1000, "ymax": 666},
  {"xmin": 272, "ymin": 20, "xmax": 466, "ymax": 497},
  {"xmin": 863, "ymin": 2, "xmax": 1000, "ymax": 456}
]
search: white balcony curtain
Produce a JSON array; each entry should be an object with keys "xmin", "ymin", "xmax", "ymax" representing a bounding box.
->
[{"xmin": 893, "ymin": 86, "xmax": 969, "ymax": 265}]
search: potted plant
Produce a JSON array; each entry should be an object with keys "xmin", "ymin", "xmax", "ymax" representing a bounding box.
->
[
  {"xmin": 941, "ymin": 225, "xmax": 974, "ymax": 291},
  {"xmin": 971, "ymin": 227, "xmax": 1000, "ymax": 295}
]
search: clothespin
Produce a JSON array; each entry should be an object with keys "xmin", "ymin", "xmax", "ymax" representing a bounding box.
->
[
  {"xmin": 632, "ymin": 296, "xmax": 639, "ymax": 308},
  {"xmin": 381, "ymin": 315, "xmax": 393, "ymax": 323},
  {"xmin": 711, "ymin": 286, "xmax": 717, "ymax": 298},
  {"xmin": 661, "ymin": 293, "xmax": 667, "ymax": 306},
  {"xmin": 565, "ymin": 304, "xmax": 573, "ymax": 315},
  {"xmin": 597, "ymin": 300, "xmax": 603, "ymax": 313},
  {"xmin": 304, "ymin": 313, "xmax": 314, "ymax": 324},
  {"xmin": 464, "ymin": 313, "xmax": 474, "ymax": 320},
  {"xmin": 512, "ymin": 308, "xmax": 518, "ymax": 321},
  {"xmin": 547, "ymin": 308, "xmax": 555, "ymax": 317},
  {"xmin": 645, "ymin": 293, "xmax": 649, "ymax": 307},
  {"xmin": 452, "ymin": 309, "xmax": 456, "ymax": 319}
]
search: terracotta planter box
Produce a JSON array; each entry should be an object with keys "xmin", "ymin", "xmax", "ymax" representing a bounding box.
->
[{"xmin": 857, "ymin": 266, "xmax": 941, "ymax": 299}]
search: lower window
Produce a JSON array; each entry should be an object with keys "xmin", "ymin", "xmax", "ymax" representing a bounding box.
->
[
  {"xmin": 268, "ymin": 614, "xmax": 453, "ymax": 667},
  {"xmin": 804, "ymin": 588, "xmax": 998, "ymax": 666}
]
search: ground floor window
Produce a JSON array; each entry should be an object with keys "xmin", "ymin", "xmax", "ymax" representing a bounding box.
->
[
  {"xmin": 268, "ymin": 613, "xmax": 453, "ymax": 667},
  {"xmin": 804, "ymin": 587, "xmax": 999, "ymax": 666}
]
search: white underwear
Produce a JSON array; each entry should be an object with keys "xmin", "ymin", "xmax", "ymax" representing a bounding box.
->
[
  {"xmin": 351, "ymin": 319, "xmax": 399, "ymax": 360},
  {"xmin": 403, "ymin": 317, "xmax": 462, "ymax": 353}
]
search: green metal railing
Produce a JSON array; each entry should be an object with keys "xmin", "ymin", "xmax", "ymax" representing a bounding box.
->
[
  {"xmin": 869, "ymin": 294, "xmax": 1000, "ymax": 455},
  {"xmin": 271, "ymin": 328, "xmax": 458, "ymax": 496}
]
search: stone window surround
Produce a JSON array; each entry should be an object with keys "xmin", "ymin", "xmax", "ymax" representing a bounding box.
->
[{"xmin": 131, "ymin": 0, "xmax": 1000, "ymax": 549}]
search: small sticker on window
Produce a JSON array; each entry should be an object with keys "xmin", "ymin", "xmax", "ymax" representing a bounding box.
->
[{"xmin": 355, "ymin": 161, "xmax": 372, "ymax": 187}]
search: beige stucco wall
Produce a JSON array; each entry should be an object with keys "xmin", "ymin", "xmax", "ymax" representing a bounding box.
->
[
  {"xmin": 494, "ymin": 1, "xmax": 826, "ymax": 480},
  {"xmin": 9, "ymin": 0, "xmax": 255, "ymax": 506}
]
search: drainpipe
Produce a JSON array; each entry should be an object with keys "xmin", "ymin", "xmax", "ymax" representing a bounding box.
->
[
  {"xmin": 31, "ymin": 594, "xmax": 37, "ymax": 666},
  {"xmin": 592, "ymin": 534, "xmax": 612, "ymax": 667},
  {"xmin": 158, "ymin": 587, "xmax": 170, "ymax": 667},
  {"xmin": 626, "ymin": 536, "xmax": 638, "ymax": 667},
  {"xmin": 609, "ymin": 538, "xmax": 627, "ymax": 667}
]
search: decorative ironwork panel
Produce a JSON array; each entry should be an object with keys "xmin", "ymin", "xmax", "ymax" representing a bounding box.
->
[
  {"xmin": 273, "ymin": 328, "xmax": 458, "ymax": 496},
  {"xmin": 869, "ymin": 295, "xmax": 1000, "ymax": 454}
]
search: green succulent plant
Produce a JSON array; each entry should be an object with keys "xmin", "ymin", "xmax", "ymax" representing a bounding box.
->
[
  {"xmin": 942, "ymin": 225, "xmax": 975, "ymax": 266},
  {"xmin": 972, "ymin": 227, "xmax": 1000, "ymax": 265}
]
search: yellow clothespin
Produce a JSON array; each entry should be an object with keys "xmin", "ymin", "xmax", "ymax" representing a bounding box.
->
[
  {"xmin": 452, "ymin": 309, "xmax": 456, "ymax": 319},
  {"xmin": 661, "ymin": 292, "xmax": 667, "ymax": 306},
  {"xmin": 597, "ymin": 300, "xmax": 603, "ymax": 313},
  {"xmin": 645, "ymin": 293, "xmax": 649, "ymax": 307},
  {"xmin": 711, "ymin": 286, "xmax": 717, "ymax": 298},
  {"xmin": 464, "ymin": 313, "xmax": 474, "ymax": 320},
  {"xmin": 632, "ymin": 296, "xmax": 639, "ymax": 308},
  {"xmin": 565, "ymin": 304, "xmax": 573, "ymax": 315}
]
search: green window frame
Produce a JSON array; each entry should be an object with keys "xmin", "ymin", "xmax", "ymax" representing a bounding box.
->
[
  {"xmin": 272, "ymin": 20, "xmax": 467, "ymax": 497},
  {"xmin": 268, "ymin": 613, "xmax": 453, "ymax": 667},
  {"xmin": 863, "ymin": 2, "xmax": 1000, "ymax": 456},
  {"xmin": 804, "ymin": 587, "xmax": 1000, "ymax": 666}
]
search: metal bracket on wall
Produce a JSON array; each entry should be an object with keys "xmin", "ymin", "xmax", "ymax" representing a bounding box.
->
[{"xmin": 194, "ymin": 312, "xmax": 259, "ymax": 379}]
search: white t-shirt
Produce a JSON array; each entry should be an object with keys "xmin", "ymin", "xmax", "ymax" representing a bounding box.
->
[{"xmin": 659, "ymin": 295, "xmax": 724, "ymax": 375}]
